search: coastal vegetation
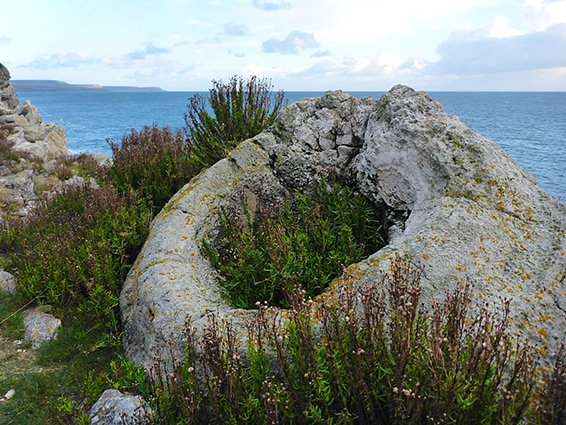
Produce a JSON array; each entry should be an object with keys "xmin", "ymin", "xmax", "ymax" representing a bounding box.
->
[
  {"xmin": 132, "ymin": 256, "xmax": 566, "ymax": 424},
  {"xmin": 0, "ymin": 76, "xmax": 565, "ymax": 424},
  {"xmin": 203, "ymin": 181, "xmax": 386, "ymax": 309}
]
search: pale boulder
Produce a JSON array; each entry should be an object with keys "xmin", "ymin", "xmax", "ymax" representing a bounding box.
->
[{"xmin": 121, "ymin": 86, "xmax": 566, "ymax": 373}]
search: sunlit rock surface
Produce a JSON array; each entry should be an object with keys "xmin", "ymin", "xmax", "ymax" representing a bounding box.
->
[{"xmin": 121, "ymin": 85, "xmax": 566, "ymax": 372}]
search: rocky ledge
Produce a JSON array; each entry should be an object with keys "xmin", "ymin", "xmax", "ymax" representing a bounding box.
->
[
  {"xmin": 121, "ymin": 86, "xmax": 566, "ymax": 375},
  {"xmin": 0, "ymin": 64, "xmax": 67, "ymax": 159},
  {"xmin": 0, "ymin": 63, "xmax": 105, "ymax": 221}
]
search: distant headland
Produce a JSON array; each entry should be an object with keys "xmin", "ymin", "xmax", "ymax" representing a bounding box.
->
[{"xmin": 11, "ymin": 80, "xmax": 165, "ymax": 92}]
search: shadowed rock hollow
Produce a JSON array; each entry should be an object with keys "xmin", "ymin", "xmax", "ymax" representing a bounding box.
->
[{"xmin": 121, "ymin": 85, "xmax": 566, "ymax": 371}]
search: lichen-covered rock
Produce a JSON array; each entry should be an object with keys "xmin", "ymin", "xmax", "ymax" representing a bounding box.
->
[
  {"xmin": 0, "ymin": 62, "xmax": 68, "ymax": 159},
  {"xmin": 0, "ymin": 63, "xmax": 91, "ymax": 222},
  {"xmin": 23, "ymin": 306, "xmax": 61, "ymax": 349},
  {"xmin": 0, "ymin": 270, "xmax": 16, "ymax": 294},
  {"xmin": 121, "ymin": 86, "xmax": 566, "ymax": 374},
  {"xmin": 0, "ymin": 63, "xmax": 19, "ymax": 109},
  {"xmin": 89, "ymin": 389, "xmax": 152, "ymax": 425}
]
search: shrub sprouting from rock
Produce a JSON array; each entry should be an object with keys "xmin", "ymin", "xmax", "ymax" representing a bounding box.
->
[
  {"xmin": 185, "ymin": 75, "xmax": 287, "ymax": 166},
  {"xmin": 203, "ymin": 180, "xmax": 386, "ymax": 309}
]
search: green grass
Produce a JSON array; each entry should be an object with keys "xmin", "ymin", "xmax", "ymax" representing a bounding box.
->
[
  {"xmin": 0, "ymin": 306, "xmax": 144, "ymax": 425},
  {"xmin": 0, "ymin": 292, "xmax": 25, "ymax": 340}
]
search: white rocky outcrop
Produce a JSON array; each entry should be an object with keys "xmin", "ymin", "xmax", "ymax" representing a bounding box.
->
[
  {"xmin": 121, "ymin": 86, "xmax": 566, "ymax": 374},
  {"xmin": 23, "ymin": 306, "xmax": 61, "ymax": 349},
  {"xmin": 0, "ymin": 63, "xmax": 98, "ymax": 221},
  {"xmin": 0, "ymin": 63, "xmax": 68, "ymax": 159},
  {"xmin": 89, "ymin": 389, "xmax": 152, "ymax": 425}
]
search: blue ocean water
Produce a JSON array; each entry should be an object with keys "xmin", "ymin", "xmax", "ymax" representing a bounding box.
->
[{"xmin": 18, "ymin": 90, "xmax": 566, "ymax": 203}]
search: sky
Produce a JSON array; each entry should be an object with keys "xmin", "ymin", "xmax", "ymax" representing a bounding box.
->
[{"xmin": 1, "ymin": 0, "xmax": 565, "ymax": 91}]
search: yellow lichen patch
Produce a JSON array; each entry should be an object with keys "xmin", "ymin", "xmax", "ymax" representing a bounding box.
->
[
  {"xmin": 144, "ymin": 259, "xmax": 166, "ymax": 273},
  {"xmin": 160, "ymin": 209, "xmax": 175, "ymax": 221},
  {"xmin": 540, "ymin": 314, "xmax": 556, "ymax": 323},
  {"xmin": 536, "ymin": 327, "xmax": 549, "ymax": 339}
]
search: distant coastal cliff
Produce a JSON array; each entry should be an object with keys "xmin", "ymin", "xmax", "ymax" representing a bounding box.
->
[{"xmin": 11, "ymin": 80, "xmax": 165, "ymax": 93}]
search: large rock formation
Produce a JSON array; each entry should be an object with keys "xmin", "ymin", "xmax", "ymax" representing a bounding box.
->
[
  {"xmin": 0, "ymin": 63, "xmax": 90, "ymax": 220},
  {"xmin": 121, "ymin": 86, "xmax": 566, "ymax": 372},
  {"xmin": 0, "ymin": 63, "xmax": 67, "ymax": 158},
  {"xmin": 0, "ymin": 64, "xmax": 19, "ymax": 110}
]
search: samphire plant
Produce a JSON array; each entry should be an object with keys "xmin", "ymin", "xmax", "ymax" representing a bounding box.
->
[
  {"xmin": 203, "ymin": 180, "xmax": 386, "ymax": 309},
  {"xmin": 185, "ymin": 75, "xmax": 287, "ymax": 166},
  {"xmin": 131, "ymin": 255, "xmax": 566, "ymax": 425}
]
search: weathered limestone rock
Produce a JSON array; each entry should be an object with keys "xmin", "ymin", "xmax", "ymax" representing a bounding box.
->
[
  {"xmin": 89, "ymin": 389, "xmax": 152, "ymax": 425},
  {"xmin": 121, "ymin": 86, "xmax": 566, "ymax": 373},
  {"xmin": 0, "ymin": 64, "xmax": 19, "ymax": 110},
  {"xmin": 0, "ymin": 63, "xmax": 82, "ymax": 221},
  {"xmin": 0, "ymin": 270, "xmax": 16, "ymax": 294},
  {"xmin": 0, "ymin": 62, "xmax": 68, "ymax": 159},
  {"xmin": 23, "ymin": 306, "xmax": 61, "ymax": 349}
]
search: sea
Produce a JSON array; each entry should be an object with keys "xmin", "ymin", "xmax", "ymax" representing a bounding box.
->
[{"xmin": 17, "ymin": 90, "xmax": 566, "ymax": 204}]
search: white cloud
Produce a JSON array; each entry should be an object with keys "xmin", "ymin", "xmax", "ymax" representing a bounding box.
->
[
  {"xmin": 431, "ymin": 23, "xmax": 566, "ymax": 74},
  {"xmin": 399, "ymin": 58, "xmax": 427, "ymax": 71},
  {"xmin": 311, "ymin": 50, "xmax": 331, "ymax": 58},
  {"xmin": 22, "ymin": 52, "xmax": 97, "ymax": 69},
  {"xmin": 489, "ymin": 16, "xmax": 523, "ymax": 38},
  {"xmin": 263, "ymin": 30, "xmax": 319, "ymax": 54},
  {"xmin": 296, "ymin": 51, "xmax": 405, "ymax": 79},
  {"xmin": 522, "ymin": 0, "xmax": 566, "ymax": 31},
  {"xmin": 224, "ymin": 22, "xmax": 249, "ymax": 36},
  {"xmin": 298, "ymin": 61, "xmax": 342, "ymax": 77},
  {"xmin": 0, "ymin": 35, "xmax": 11, "ymax": 46},
  {"xmin": 252, "ymin": 0, "xmax": 291, "ymax": 11},
  {"xmin": 302, "ymin": 0, "xmax": 499, "ymax": 44},
  {"xmin": 127, "ymin": 42, "xmax": 170, "ymax": 60},
  {"xmin": 344, "ymin": 52, "xmax": 405, "ymax": 75},
  {"xmin": 21, "ymin": 41, "xmax": 172, "ymax": 72}
]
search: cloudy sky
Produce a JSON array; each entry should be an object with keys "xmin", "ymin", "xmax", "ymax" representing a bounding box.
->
[{"xmin": 1, "ymin": 0, "xmax": 565, "ymax": 91}]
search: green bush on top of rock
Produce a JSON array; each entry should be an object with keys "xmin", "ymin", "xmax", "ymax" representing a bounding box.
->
[{"xmin": 185, "ymin": 75, "xmax": 287, "ymax": 166}]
